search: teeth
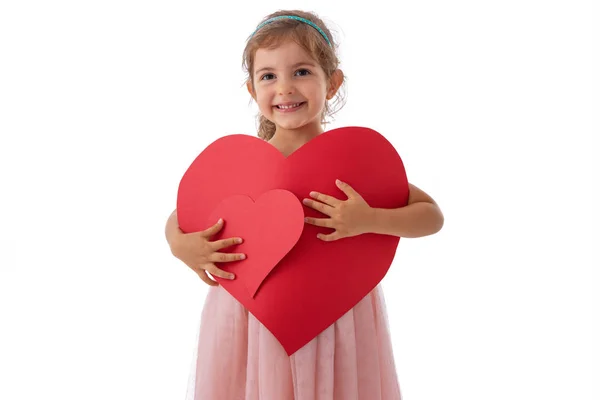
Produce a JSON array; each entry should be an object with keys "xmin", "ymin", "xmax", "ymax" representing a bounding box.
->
[{"xmin": 277, "ymin": 102, "xmax": 302, "ymax": 109}]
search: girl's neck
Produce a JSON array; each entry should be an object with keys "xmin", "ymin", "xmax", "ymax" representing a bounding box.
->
[{"xmin": 268, "ymin": 122, "xmax": 324, "ymax": 157}]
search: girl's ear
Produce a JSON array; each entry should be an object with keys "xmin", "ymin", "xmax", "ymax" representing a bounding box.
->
[
  {"xmin": 326, "ymin": 69, "xmax": 344, "ymax": 100},
  {"xmin": 246, "ymin": 80, "xmax": 256, "ymax": 100}
]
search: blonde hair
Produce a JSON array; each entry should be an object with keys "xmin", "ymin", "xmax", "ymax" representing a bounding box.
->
[{"xmin": 242, "ymin": 10, "xmax": 347, "ymax": 141}]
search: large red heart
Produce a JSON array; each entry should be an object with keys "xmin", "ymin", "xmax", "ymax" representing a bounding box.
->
[
  {"xmin": 177, "ymin": 126, "xmax": 409, "ymax": 355},
  {"xmin": 206, "ymin": 190, "xmax": 304, "ymax": 298}
]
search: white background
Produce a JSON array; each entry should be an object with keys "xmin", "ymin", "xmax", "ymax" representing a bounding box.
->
[{"xmin": 0, "ymin": 0, "xmax": 596, "ymax": 399}]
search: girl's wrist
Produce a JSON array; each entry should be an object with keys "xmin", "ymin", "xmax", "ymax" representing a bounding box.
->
[{"xmin": 366, "ymin": 207, "xmax": 383, "ymax": 235}]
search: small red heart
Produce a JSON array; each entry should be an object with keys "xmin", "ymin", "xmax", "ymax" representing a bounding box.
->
[
  {"xmin": 177, "ymin": 126, "xmax": 409, "ymax": 355},
  {"xmin": 207, "ymin": 190, "xmax": 304, "ymax": 298}
]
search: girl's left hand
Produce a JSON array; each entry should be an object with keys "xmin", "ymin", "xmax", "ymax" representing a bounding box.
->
[{"xmin": 303, "ymin": 179, "xmax": 375, "ymax": 241}]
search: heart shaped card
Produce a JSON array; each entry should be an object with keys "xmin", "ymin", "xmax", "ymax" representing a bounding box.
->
[
  {"xmin": 207, "ymin": 189, "xmax": 305, "ymax": 299},
  {"xmin": 177, "ymin": 126, "xmax": 409, "ymax": 355}
]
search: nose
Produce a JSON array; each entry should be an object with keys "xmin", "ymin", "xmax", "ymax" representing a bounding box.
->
[{"xmin": 277, "ymin": 76, "xmax": 294, "ymax": 95}]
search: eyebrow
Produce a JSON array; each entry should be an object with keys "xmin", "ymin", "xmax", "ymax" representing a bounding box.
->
[{"xmin": 255, "ymin": 62, "xmax": 317, "ymax": 76}]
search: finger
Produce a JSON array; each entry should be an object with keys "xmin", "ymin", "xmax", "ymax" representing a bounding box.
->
[
  {"xmin": 317, "ymin": 231, "xmax": 342, "ymax": 242},
  {"xmin": 302, "ymin": 198, "xmax": 333, "ymax": 216},
  {"xmin": 309, "ymin": 191, "xmax": 341, "ymax": 207},
  {"xmin": 201, "ymin": 218, "xmax": 224, "ymax": 237},
  {"xmin": 304, "ymin": 216, "xmax": 334, "ymax": 228},
  {"xmin": 206, "ymin": 263, "xmax": 236, "ymax": 280},
  {"xmin": 196, "ymin": 270, "xmax": 220, "ymax": 286},
  {"xmin": 336, "ymin": 179, "xmax": 360, "ymax": 199},
  {"xmin": 209, "ymin": 252, "xmax": 246, "ymax": 263},
  {"xmin": 211, "ymin": 236, "xmax": 243, "ymax": 250}
]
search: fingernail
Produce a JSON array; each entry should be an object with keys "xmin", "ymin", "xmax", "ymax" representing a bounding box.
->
[
  {"xmin": 236, "ymin": 238, "xmax": 243, "ymax": 244},
  {"xmin": 218, "ymin": 218, "xmax": 223, "ymax": 223},
  {"xmin": 240, "ymin": 254, "xmax": 246, "ymax": 260},
  {"xmin": 229, "ymin": 274, "xmax": 235, "ymax": 280},
  {"xmin": 336, "ymin": 179, "xmax": 342, "ymax": 185}
]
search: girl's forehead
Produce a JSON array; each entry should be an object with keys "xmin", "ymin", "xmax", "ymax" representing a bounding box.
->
[{"xmin": 254, "ymin": 40, "xmax": 313, "ymax": 65}]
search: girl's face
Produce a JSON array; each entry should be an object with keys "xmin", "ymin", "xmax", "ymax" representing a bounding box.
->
[{"xmin": 248, "ymin": 40, "xmax": 333, "ymax": 134}]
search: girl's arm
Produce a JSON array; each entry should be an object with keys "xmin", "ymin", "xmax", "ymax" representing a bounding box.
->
[
  {"xmin": 369, "ymin": 183, "xmax": 444, "ymax": 238},
  {"xmin": 165, "ymin": 208, "xmax": 183, "ymax": 252}
]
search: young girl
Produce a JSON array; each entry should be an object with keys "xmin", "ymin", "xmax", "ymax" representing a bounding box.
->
[{"xmin": 165, "ymin": 10, "xmax": 444, "ymax": 400}]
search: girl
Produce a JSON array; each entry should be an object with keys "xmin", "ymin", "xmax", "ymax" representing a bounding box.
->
[{"xmin": 165, "ymin": 10, "xmax": 444, "ymax": 400}]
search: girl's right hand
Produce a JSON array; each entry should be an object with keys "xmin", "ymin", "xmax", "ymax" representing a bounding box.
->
[{"xmin": 170, "ymin": 218, "xmax": 245, "ymax": 287}]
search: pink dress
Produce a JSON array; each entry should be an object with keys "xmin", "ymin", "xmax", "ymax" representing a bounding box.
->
[{"xmin": 185, "ymin": 283, "xmax": 402, "ymax": 400}]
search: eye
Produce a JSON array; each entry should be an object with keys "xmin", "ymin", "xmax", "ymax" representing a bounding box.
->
[
  {"xmin": 295, "ymin": 69, "xmax": 311, "ymax": 76},
  {"xmin": 260, "ymin": 73, "xmax": 275, "ymax": 81}
]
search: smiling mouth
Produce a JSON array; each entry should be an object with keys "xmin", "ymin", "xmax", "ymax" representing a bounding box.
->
[{"xmin": 274, "ymin": 102, "xmax": 306, "ymax": 111}]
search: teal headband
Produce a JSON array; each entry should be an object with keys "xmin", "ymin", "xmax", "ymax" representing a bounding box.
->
[{"xmin": 249, "ymin": 15, "xmax": 332, "ymax": 47}]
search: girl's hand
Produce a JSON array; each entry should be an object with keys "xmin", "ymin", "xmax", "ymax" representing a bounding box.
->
[
  {"xmin": 170, "ymin": 219, "xmax": 246, "ymax": 286},
  {"xmin": 302, "ymin": 179, "xmax": 375, "ymax": 242}
]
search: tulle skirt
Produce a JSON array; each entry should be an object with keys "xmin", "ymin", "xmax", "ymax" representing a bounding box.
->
[{"xmin": 185, "ymin": 283, "xmax": 402, "ymax": 400}]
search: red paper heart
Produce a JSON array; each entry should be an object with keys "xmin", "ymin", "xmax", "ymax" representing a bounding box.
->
[
  {"xmin": 177, "ymin": 126, "xmax": 409, "ymax": 355},
  {"xmin": 206, "ymin": 190, "xmax": 304, "ymax": 298}
]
